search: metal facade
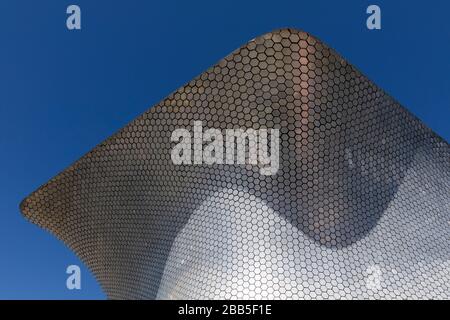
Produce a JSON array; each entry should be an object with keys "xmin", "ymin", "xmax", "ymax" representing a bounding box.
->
[{"xmin": 21, "ymin": 29, "xmax": 450, "ymax": 299}]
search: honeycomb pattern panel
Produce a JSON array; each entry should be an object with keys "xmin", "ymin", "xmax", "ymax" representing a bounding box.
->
[{"xmin": 20, "ymin": 29, "xmax": 450, "ymax": 299}]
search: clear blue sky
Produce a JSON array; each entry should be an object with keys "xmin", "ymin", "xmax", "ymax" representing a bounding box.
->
[{"xmin": 0, "ymin": 0, "xmax": 449, "ymax": 299}]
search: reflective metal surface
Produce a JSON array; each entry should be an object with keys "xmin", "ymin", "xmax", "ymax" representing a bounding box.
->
[{"xmin": 20, "ymin": 29, "xmax": 450, "ymax": 299}]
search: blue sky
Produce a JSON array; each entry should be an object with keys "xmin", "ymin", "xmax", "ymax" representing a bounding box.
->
[{"xmin": 0, "ymin": 0, "xmax": 449, "ymax": 299}]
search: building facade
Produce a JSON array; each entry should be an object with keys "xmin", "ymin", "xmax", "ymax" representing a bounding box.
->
[{"xmin": 21, "ymin": 29, "xmax": 450, "ymax": 299}]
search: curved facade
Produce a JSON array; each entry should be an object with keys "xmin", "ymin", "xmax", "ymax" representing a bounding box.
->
[{"xmin": 20, "ymin": 29, "xmax": 450, "ymax": 299}]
